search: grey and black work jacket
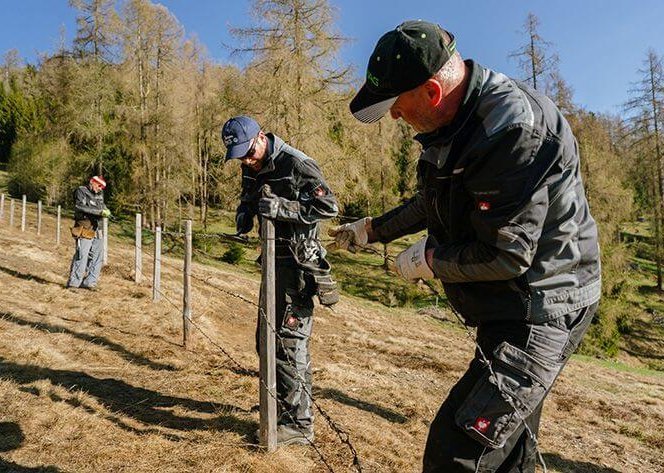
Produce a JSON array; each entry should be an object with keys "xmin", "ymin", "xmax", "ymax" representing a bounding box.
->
[
  {"xmin": 236, "ymin": 134, "xmax": 339, "ymax": 265},
  {"xmin": 372, "ymin": 60, "xmax": 601, "ymax": 325},
  {"xmin": 73, "ymin": 185, "xmax": 105, "ymax": 231}
]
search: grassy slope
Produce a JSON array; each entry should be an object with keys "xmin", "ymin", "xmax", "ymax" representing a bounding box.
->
[{"xmin": 0, "ymin": 208, "xmax": 663, "ymax": 472}]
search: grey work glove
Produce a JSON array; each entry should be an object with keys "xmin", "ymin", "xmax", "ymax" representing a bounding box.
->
[
  {"xmin": 258, "ymin": 187, "xmax": 300, "ymax": 221},
  {"xmin": 394, "ymin": 235, "xmax": 435, "ymax": 281},
  {"xmin": 327, "ymin": 217, "xmax": 370, "ymax": 253}
]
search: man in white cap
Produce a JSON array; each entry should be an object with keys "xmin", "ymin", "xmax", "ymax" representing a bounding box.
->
[{"xmin": 67, "ymin": 175, "xmax": 111, "ymax": 289}]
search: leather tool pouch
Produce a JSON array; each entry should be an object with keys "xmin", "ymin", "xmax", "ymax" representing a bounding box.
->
[
  {"xmin": 71, "ymin": 219, "xmax": 97, "ymax": 239},
  {"xmin": 314, "ymin": 273, "xmax": 339, "ymax": 306},
  {"xmin": 454, "ymin": 342, "xmax": 558, "ymax": 449}
]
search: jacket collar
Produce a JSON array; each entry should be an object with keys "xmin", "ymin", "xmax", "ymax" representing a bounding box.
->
[
  {"xmin": 256, "ymin": 133, "xmax": 282, "ymax": 176},
  {"xmin": 415, "ymin": 60, "xmax": 484, "ymax": 149}
]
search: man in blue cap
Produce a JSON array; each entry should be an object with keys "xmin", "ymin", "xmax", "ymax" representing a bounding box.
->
[
  {"xmin": 329, "ymin": 20, "xmax": 600, "ymax": 472},
  {"xmin": 222, "ymin": 115, "xmax": 339, "ymax": 446}
]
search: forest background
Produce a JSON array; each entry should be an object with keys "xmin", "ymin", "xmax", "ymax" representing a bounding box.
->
[{"xmin": 1, "ymin": 0, "xmax": 664, "ymax": 363}]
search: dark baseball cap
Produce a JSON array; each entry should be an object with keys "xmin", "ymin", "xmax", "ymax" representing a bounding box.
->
[
  {"xmin": 222, "ymin": 115, "xmax": 261, "ymax": 161},
  {"xmin": 350, "ymin": 20, "xmax": 456, "ymax": 123}
]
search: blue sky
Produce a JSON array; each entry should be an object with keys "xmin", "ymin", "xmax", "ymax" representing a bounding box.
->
[{"xmin": 1, "ymin": 0, "xmax": 663, "ymax": 115}]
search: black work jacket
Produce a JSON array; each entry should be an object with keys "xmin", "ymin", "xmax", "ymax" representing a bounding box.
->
[
  {"xmin": 73, "ymin": 185, "xmax": 105, "ymax": 230},
  {"xmin": 236, "ymin": 134, "xmax": 338, "ymax": 264},
  {"xmin": 372, "ymin": 61, "xmax": 601, "ymax": 325}
]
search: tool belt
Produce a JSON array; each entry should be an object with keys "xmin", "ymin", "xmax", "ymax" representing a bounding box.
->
[
  {"xmin": 71, "ymin": 219, "xmax": 97, "ymax": 239},
  {"xmin": 290, "ymin": 243, "xmax": 339, "ymax": 306}
]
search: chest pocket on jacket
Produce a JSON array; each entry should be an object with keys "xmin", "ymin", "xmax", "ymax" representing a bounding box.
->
[{"xmin": 424, "ymin": 166, "xmax": 474, "ymax": 243}]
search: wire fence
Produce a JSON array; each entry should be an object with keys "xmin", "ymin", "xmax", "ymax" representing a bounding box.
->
[
  {"xmin": 0, "ymin": 193, "xmax": 364, "ymax": 472},
  {"xmin": 0, "ymin": 192, "xmax": 548, "ymax": 473}
]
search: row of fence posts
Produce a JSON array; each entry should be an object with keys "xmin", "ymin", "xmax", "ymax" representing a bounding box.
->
[
  {"xmin": 0, "ymin": 195, "xmax": 278, "ymax": 451},
  {"xmin": 0, "ymin": 193, "xmax": 108, "ymax": 260},
  {"xmin": 130, "ymin": 212, "xmax": 277, "ymax": 450},
  {"xmin": 0, "ymin": 193, "xmax": 66, "ymax": 246}
]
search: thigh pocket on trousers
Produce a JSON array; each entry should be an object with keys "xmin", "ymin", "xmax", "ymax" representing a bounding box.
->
[
  {"xmin": 280, "ymin": 300, "xmax": 313, "ymax": 339},
  {"xmin": 454, "ymin": 342, "xmax": 558, "ymax": 449}
]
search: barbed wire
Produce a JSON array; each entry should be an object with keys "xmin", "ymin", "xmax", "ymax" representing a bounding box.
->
[
  {"xmin": 7, "ymin": 198, "xmax": 548, "ymax": 472},
  {"xmin": 119, "ymin": 228, "xmax": 359, "ymax": 471}
]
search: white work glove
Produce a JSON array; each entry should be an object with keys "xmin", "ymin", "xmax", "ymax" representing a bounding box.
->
[
  {"xmin": 327, "ymin": 217, "xmax": 370, "ymax": 253},
  {"xmin": 394, "ymin": 236, "xmax": 435, "ymax": 281}
]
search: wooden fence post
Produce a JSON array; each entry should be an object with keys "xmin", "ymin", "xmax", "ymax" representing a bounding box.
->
[
  {"xmin": 183, "ymin": 220, "xmax": 192, "ymax": 346},
  {"xmin": 259, "ymin": 217, "xmax": 277, "ymax": 451},
  {"xmin": 37, "ymin": 200, "xmax": 42, "ymax": 236},
  {"xmin": 9, "ymin": 199, "xmax": 15, "ymax": 226},
  {"xmin": 0, "ymin": 193, "xmax": 4, "ymax": 221},
  {"xmin": 56, "ymin": 205, "xmax": 61, "ymax": 245},
  {"xmin": 21, "ymin": 195, "xmax": 26, "ymax": 232},
  {"xmin": 135, "ymin": 213, "xmax": 142, "ymax": 283},
  {"xmin": 102, "ymin": 217, "xmax": 108, "ymax": 265},
  {"xmin": 153, "ymin": 225, "xmax": 161, "ymax": 302}
]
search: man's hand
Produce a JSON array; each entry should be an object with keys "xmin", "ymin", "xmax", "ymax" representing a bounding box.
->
[
  {"xmin": 327, "ymin": 217, "xmax": 370, "ymax": 253},
  {"xmin": 258, "ymin": 193, "xmax": 281, "ymax": 219},
  {"xmin": 101, "ymin": 208, "xmax": 111, "ymax": 218},
  {"xmin": 394, "ymin": 236, "xmax": 435, "ymax": 281}
]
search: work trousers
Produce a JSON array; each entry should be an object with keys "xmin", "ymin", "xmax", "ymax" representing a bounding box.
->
[
  {"xmin": 257, "ymin": 264, "xmax": 314, "ymax": 429},
  {"xmin": 422, "ymin": 301, "xmax": 598, "ymax": 472},
  {"xmin": 67, "ymin": 235, "xmax": 104, "ymax": 288}
]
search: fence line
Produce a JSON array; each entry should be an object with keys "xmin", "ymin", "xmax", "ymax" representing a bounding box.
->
[
  {"xmin": 2, "ymin": 196, "xmax": 548, "ymax": 471},
  {"xmin": 0, "ymin": 199, "xmax": 367, "ymax": 471}
]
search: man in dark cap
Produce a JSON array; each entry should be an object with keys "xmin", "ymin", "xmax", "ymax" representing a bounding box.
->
[
  {"xmin": 222, "ymin": 115, "xmax": 339, "ymax": 446},
  {"xmin": 329, "ymin": 20, "xmax": 601, "ymax": 472}
]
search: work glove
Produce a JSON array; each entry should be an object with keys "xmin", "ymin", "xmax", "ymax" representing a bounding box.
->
[
  {"xmin": 101, "ymin": 208, "xmax": 112, "ymax": 218},
  {"xmin": 235, "ymin": 211, "xmax": 253, "ymax": 235},
  {"xmin": 327, "ymin": 217, "xmax": 370, "ymax": 253},
  {"xmin": 258, "ymin": 186, "xmax": 300, "ymax": 221},
  {"xmin": 394, "ymin": 235, "xmax": 436, "ymax": 281}
]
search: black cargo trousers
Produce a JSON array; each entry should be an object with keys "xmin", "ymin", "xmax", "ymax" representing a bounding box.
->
[
  {"xmin": 422, "ymin": 301, "xmax": 599, "ymax": 472},
  {"xmin": 256, "ymin": 263, "xmax": 315, "ymax": 430}
]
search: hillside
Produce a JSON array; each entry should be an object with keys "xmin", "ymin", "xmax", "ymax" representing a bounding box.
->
[{"xmin": 0, "ymin": 212, "xmax": 663, "ymax": 473}]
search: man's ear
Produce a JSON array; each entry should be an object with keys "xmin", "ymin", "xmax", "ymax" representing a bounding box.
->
[{"xmin": 424, "ymin": 79, "xmax": 444, "ymax": 107}]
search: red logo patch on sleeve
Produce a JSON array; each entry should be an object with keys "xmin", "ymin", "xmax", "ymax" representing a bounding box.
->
[{"xmin": 474, "ymin": 417, "xmax": 491, "ymax": 433}]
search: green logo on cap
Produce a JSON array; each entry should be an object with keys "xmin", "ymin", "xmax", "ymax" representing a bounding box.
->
[{"xmin": 367, "ymin": 71, "xmax": 379, "ymax": 87}]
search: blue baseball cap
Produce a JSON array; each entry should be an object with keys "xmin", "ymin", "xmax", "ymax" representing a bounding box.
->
[{"xmin": 222, "ymin": 115, "xmax": 261, "ymax": 161}]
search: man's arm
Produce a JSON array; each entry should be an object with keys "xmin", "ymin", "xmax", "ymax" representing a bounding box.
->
[
  {"xmin": 259, "ymin": 158, "xmax": 338, "ymax": 224},
  {"xmin": 367, "ymin": 192, "xmax": 428, "ymax": 243},
  {"xmin": 236, "ymin": 174, "xmax": 257, "ymax": 234}
]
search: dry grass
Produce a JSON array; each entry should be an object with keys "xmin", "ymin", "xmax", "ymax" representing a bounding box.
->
[{"xmin": 0, "ymin": 214, "xmax": 663, "ymax": 472}]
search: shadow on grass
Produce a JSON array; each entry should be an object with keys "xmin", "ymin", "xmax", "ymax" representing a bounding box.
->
[
  {"xmin": 0, "ymin": 312, "xmax": 177, "ymax": 372},
  {"xmin": 0, "ymin": 264, "xmax": 58, "ymax": 286},
  {"xmin": 622, "ymin": 319, "xmax": 664, "ymax": 365},
  {"xmin": 49, "ymin": 313, "xmax": 182, "ymax": 349},
  {"xmin": 636, "ymin": 284, "xmax": 663, "ymax": 296},
  {"xmin": 541, "ymin": 452, "xmax": 621, "ymax": 473},
  {"xmin": 0, "ymin": 421, "xmax": 61, "ymax": 472},
  {"xmin": 0, "ymin": 358, "xmax": 255, "ymax": 440},
  {"xmin": 314, "ymin": 387, "xmax": 408, "ymax": 424}
]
